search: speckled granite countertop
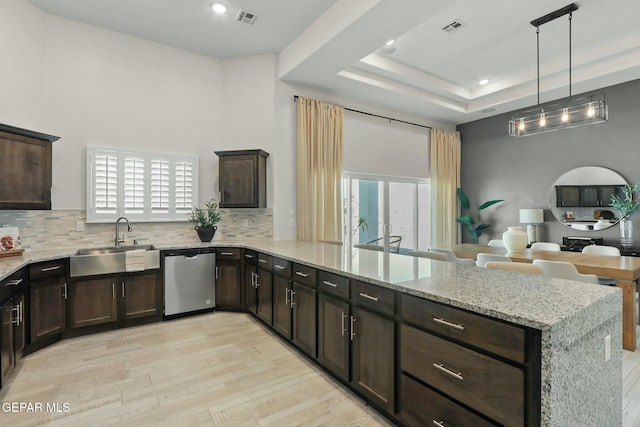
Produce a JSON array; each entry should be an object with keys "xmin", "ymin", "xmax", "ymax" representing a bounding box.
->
[{"xmin": 1, "ymin": 239, "xmax": 620, "ymax": 336}]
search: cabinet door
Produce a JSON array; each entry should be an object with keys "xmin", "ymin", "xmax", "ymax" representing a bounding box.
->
[
  {"xmin": 30, "ymin": 276, "xmax": 66, "ymax": 343},
  {"xmin": 0, "ymin": 299, "xmax": 15, "ymax": 387},
  {"xmin": 0, "ymin": 132, "xmax": 53, "ymax": 210},
  {"xmin": 352, "ymin": 306, "xmax": 394, "ymax": 412},
  {"xmin": 68, "ymin": 278, "xmax": 118, "ymax": 329},
  {"xmin": 292, "ymin": 282, "xmax": 317, "ymax": 358},
  {"xmin": 219, "ymin": 155, "xmax": 259, "ymax": 207},
  {"xmin": 580, "ymin": 186, "xmax": 599, "ymax": 207},
  {"xmin": 256, "ymin": 268, "xmax": 273, "ymax": 325},
  {"xmin": 14, "ymin": 291, "xmax": 26, "ymax": 359},
  {"xmin": 600, "ymin": 185, "xmax": 623, "ymax": 206},
  {"xmin": 272, "ymin": 275, "xmax": 292, "ymax": 339},
  {"xmin": 121, "ymin": 273, "xmax": 162, "ymax": 321},
  {"xmin": 216, "ymin": 261, "xmax": 241, "ymax": 308},
  {"xmin": 556, "ymin": 186, "xmax": 580, "ymax": 207},
  {"xmin": 244, "ymin": 264, "xmax": 257, "ymax": 314},
  {"xmin": 317, "ymin": 293, "xmax": 350, "ymax": 381}
]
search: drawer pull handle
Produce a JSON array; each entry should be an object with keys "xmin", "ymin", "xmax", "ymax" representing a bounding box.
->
[
  {"xmin": 6, "ymin": 279, "xmax": 23, "ymax": 287},
  {"xmin": 41, "ymin": 265, "xmax": 61, "ymax": 272},
  {"xmin": 432, "ymin": 421, "xmax": 446, "ymax": 427},
  {"xmin": 220, "ymin": 252, "xmax": 234, "ymax": 256},
  {"xmin": 433, "ymin": 317, "xmax": 464, "ymax": 331},
  {"xmin": 274, "ymin": 265, "xmax": 286, "ymax": 270},
  {"xmin": 323, "ymin": 280, "xmax": 338, "ymax": 288},
  {"xmin": 341, "ymin": 312, "xmax": 347, "ymax": 336},
  {"xmin": 259, "ymin": 259, "xmax": 268, "ymax": 263},
  {"xmin": 295, "ymin": 271, "xmax": 308, "ymax": 278},
  {"xmin": 245, "ymin": 254, "xmax": 254, "ymax": 259},
  {"xmin": 432, "ymin": 363, "xmax": 463, "ymax": 381},
  {"xmin": 359, "ymin": 292, "xmax": 379, "ymax": 302}
]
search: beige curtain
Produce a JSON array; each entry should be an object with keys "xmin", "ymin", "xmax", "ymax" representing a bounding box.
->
[
  {"xmin": 430, "ymin": 128, "xmax": 461, "ymax": 248},
  {"xmin": 296, "ymin": 97, "xmax": 344, "ymax": 241}
]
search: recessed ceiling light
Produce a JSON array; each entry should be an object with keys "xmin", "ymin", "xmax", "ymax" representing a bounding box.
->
[
  {"xmin": 478, "ymin": 79, "xmax": 489, "ymax": 85},
  {"xmin": 211, "ymin": 3, "xmax": 227, "ymax": 14},
  {"xmin": 385, "ymin": 39, "xmax": 395, "ymax": 46}
]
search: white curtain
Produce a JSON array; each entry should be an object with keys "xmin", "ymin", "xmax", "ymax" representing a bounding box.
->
[
  {"xmin": 430, "ymin": 128, "xmax": 461, "ymax": 248},
  {"xmin": 296, "ymin": 97, "xmax": 344, "ymax": 241}
]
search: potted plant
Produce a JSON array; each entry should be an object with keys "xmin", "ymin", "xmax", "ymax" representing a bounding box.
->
[
  {"xmin": 610, "ymin": 182, "xmax": 640, "ymax": 248},
  {"xmin": 188, "ymin": 199, "xmax": 222, "ymax": 242},
  {"xmin": 455, "ymin": 188, "xmax": 503, "ymax": 244}
]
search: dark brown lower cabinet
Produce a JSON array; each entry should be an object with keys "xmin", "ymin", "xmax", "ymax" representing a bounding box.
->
[
  {"xmin": 292, "ymin": 282, "xmax": 316, "ymax": 358},
  {"xmin": 68, "ymin": 278, "xmax": 118, "ymax": 328},
  {"xmin": 256, "ymin": 268, "xmax": 272, "ymax": 325},
  {"xmin": 351, "ymin": 306, "xmax": 394, "ymax": 413},
  {"xmin": 245, "ymin": 264, "xmax": 257, "ymax": 314},
  {"xmin": 215, "ymin": 261, "xmax": 241, "ymax": 308},
  {"xmin": 0, "ymin": 299, "xmax": 15, "ymax": 387},
  {"xmin": 400, "ymin": 374, "xmax": 496, "ymax": 427},
  {"xmin": 120, "ymin": 273, "xmax": 162, "ymax": 322},
  {"xmin": 317, "ymin": 292, "xmax": 350, "ymax": 381},
  {"xmin": 30, "ymin": 274, "xmax": 66, "ymax": 343},
  {"xmin": 272, "ymin": 275, "xmax": 292, "ymax": 338}
]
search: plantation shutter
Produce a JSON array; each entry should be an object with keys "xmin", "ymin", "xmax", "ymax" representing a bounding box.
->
[
  {"xmin": 123, "ymin": 154, "xmax": 145, "ymax": 217},
  {"xmin": 93, "ymin": 150, "xmax": 118, "ymax": 217},
  {"xmin": 151, "ymin": 159, "xmax": 170, "ymax": 215},
  {"xmin": 175, "ymin": 159, "xmax": 195, "ymax": 215}
]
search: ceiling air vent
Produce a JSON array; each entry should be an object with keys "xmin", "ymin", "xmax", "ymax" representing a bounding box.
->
[
  {"xmin": 235, "ymin": 9, "xmax": 260, "ymax": 25},
  {"xmin": 442, "ymin": 20, "xmax": 465, "ymax": 33}
]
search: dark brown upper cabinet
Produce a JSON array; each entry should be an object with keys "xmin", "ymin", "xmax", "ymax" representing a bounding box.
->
[
  {"xmin": 0, "ymin": 123, "xmax": 60, "ymax": 210},
  {"xmin": 215, "ymin": 149, "xmax": 269, "ymax": 208}
]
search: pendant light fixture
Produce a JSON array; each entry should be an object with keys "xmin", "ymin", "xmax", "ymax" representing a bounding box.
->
[{"xmin": 509, "ymin": 3, "xmax": 608, "ymax": 137}]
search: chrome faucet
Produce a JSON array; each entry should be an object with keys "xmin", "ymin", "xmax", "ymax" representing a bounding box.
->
[{"xmin": 115, "ymin": 217, "xmax": 133, "ymax": 247}]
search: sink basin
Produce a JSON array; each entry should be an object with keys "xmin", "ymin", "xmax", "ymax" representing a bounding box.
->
[
  {"xmin": 70, "ymin": 245, "xmax": 159, "ymax": 277},
  {"xmin": 75, "ymin": 244, "xmax": 155, "ymax": 255}
]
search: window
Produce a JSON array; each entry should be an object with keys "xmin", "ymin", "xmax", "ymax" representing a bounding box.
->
[
  {"xmin": 343, "ymin": 172, "xmax": 431, "ymax": 253},
  {"xmin": 87, "ymin": 146, "xmax": 198, "ymax": 223}
]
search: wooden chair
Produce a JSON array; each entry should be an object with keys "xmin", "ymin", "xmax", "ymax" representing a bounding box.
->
[
  {"xmin": 532, "ymin": 259, "xmax": 600, "ymax": 284},
  {"xmin": 530, "ymin": 242, "xmax": 561, "ymax": 252},
  {"xmin": 476, "ymin": 253, "xmax": 512, "ymax": 268},
  {"xmin": 485, "ymin": 261, "xmax": 544, "ymax": 275},
  {"xmin": 406, "ymin": 251, "xmax": 448, "ymax": 261}
]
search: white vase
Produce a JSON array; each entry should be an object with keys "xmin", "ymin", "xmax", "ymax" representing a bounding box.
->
[{"xmin": 503, "ymin": 226, "xmax": 528, "ymax": 253}]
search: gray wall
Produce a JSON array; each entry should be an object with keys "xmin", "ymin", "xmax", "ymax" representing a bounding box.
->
[{"xmin": 456, "ymin": 78, "xmax": 640, "ymax": 246}]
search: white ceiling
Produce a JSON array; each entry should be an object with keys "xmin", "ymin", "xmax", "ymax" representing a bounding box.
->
[{"xmin": 28, "ymin": 0, "xmax": 640, "ymax": 125}]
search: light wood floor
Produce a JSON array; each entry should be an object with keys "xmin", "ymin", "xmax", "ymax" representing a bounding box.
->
[
  {"xmin": 0, "ymin": 313, "xmax": 392, "ymax": 426},
  {"xmin": 4, "ymin": 313, "xmax": 640, "ymax": 426}
]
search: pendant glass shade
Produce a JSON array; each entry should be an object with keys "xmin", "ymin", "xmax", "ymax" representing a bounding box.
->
[{"xmin": 509, "ymin": 95, "xmax": 607, "ymax": 137}]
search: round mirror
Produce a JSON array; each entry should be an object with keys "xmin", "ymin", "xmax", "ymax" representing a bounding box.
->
[{"xmin": 548, "ymin": 166, "xmax": 626, "ymax": 231}]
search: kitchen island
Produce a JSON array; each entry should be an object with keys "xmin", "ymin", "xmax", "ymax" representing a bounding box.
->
[{"xmin": 0, "ymin": 240, "xmax": 623, "ymax": 426}]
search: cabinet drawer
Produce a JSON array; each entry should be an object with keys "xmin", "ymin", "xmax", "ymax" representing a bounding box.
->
[
  {"xmin": 401, "ymin": 294, "xmax": 525, "ymax": 363},
  {"xmin": 293, "ymin": 263, "xmax": 317, "ymax": 288},
  {"xmin": 273, "ymin": 257, "xmax": 292, "ymax": 278},
  {"xmin": 400, "ymin": 374, "xmax": 496, "ymax": 427},
  {"xmin": 352, "ymin": 280, "xmax": 394, "ymax": 316},
  {"xmin": 317, "ymin": 270, "xmax": 348, "ymax": 298},
  {"xmin": 216, "ymin": 248, "xmax": 240, "ymax": 260},
  {"xmin": 401, "ymin": 325, "xmax": 523, "ymax": 427},
  {"xmin": 29, "ymin": 259, "xmax": 66, "ymax": 280},
  {"xmin": 0, "ymin": 269, "xmax": 26, "ymax": 305},
  {"xmin": 257, "ymin": 253, "xmax": 273, "ymax": 270},
  {"xmin": 243, "ymin": 250, "xmax": 257, "ymax": 265}
]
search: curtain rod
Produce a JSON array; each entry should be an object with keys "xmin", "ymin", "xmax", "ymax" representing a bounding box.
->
[{"xmin": 293, "ymin": 95, "xmax": 432, "ymax": 131}]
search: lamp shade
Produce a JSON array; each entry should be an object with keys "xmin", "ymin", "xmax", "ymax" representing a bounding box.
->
[{"xmin": 520, "ymin": 208, "xmax": 544, "ymax": 224}]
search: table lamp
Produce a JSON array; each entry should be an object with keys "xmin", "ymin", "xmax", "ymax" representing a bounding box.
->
[{"xmin": 519, "ymin": 208, "xmax": 544, "ymax": 244}]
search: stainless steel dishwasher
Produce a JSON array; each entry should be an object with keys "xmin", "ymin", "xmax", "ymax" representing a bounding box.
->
[{"xmin": 163, "ymin": 248, "xmax": 215, "ymax": 317}]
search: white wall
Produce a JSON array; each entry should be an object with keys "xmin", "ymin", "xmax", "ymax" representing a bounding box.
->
[{"xmin": 2, "ymin": 0, "xmax": 455, "ymax": 241}]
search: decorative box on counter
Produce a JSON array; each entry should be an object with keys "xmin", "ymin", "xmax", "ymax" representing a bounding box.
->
[{"xmin": 0, "ymin": 227, "xmax": 24, "ymax": 257}]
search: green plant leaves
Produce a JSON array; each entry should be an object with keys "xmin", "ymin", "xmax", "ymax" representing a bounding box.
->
[
  {"xmin": 456, "ymin": 213, "xmax": 475, "ymax": 227},
  {"xmin": 456, "ymin": 188, "xmax": 470, "ymax": 210},
  {"xmin": 478, "ymin": 200, "xmax": 504, "ymax": 210}
]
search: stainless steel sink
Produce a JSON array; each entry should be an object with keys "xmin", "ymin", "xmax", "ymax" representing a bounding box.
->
[
  {"xmin": 75, "ymin": 244, "xmax": 156, "ymax": 255},
  {"xmin": 70, "ymin": 245, "xmax": 160, "ymax": 277}
]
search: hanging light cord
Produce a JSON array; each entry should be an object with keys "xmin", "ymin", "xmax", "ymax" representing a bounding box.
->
[
  {"xmin": 536, "ymin": 27, "xmax": 540, "ymax": 105},
  {"xmin": 568, "ymin": 12, "xmax": 572, "ymax": 98}
]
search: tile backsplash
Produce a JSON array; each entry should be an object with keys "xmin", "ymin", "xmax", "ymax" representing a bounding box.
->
[{"xmin": 0, "ymin": 209, "xmax": 272, "ymax": 250}]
